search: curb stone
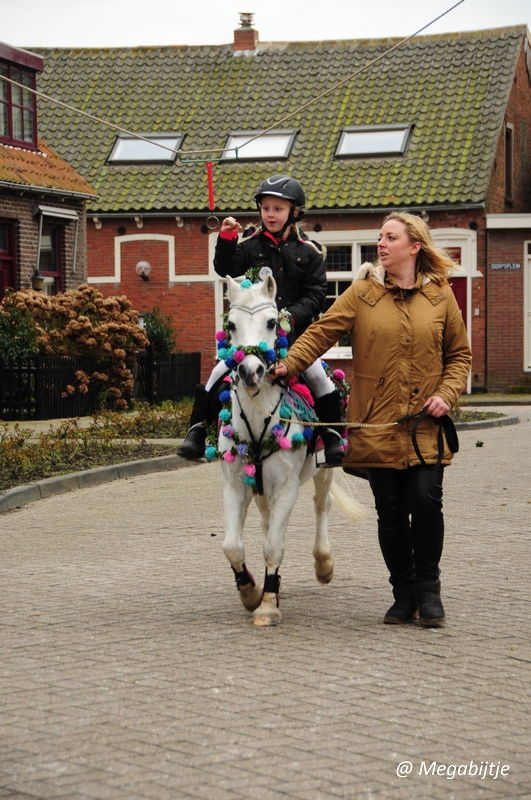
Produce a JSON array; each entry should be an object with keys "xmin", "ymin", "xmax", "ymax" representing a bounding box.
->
[
  {"xmin": 0, "ymin": 415, "xmax": 520, "ymax": 514},
  {"xmin": 0, "ymin": 453, "xmax": 201, "ymax": 514}
]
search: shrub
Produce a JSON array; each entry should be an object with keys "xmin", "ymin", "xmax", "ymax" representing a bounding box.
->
[
  {"xmin": 143, "ymin": 306, "xmax": 177, "ymax": 354},
  {"xmin": 0, "ymin": 291, "xmax": 39, "ymax": 361},
  {"xmin": 0, "ymin": 285, "xmax": 149, "ymax": 409}
]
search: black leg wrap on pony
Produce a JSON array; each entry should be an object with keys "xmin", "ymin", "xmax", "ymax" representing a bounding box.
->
[
  {"xmin": 263, "ymin": 569, "xmax": 281, "ymax": 606},
  {"xmin": 231, "ymin": 563, "xmax": 255, "ymax": 590}
]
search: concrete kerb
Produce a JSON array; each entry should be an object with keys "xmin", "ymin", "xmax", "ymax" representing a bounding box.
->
[
  {"xmin": 0, "ymin": 452, "xmax": 198, "ymax": 514},
  {"xmin": 0, "ymin": 414, "xmax": 523, "ymax": 514}
]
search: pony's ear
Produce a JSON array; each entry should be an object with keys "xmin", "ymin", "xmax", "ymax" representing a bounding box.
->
[
  {"xmin": 260, "ymin": 274, "xmax": 276, "ymax": 299},
  {"xmin": 225, "ymin": 275, "xmax": 240, "ymax": 303}
]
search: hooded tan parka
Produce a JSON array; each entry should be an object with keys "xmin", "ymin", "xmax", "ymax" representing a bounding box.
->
[{"xmin": 282, "ymin": 264, "xmax": 472, "ymax": 472}]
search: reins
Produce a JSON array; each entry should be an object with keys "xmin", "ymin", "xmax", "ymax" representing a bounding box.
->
[{"xmin": 246, "ymin": 389, "xmax": 459, "ymax": 469}]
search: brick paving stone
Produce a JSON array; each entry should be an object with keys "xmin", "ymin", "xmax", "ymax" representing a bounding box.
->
[{"xmin": 1, "ymin": 411, "xmax": 531, "ymax": 799}]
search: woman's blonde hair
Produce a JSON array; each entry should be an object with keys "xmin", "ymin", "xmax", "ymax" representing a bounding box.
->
[{"xmin": 382, "ymin": 211, "xmax": 458, "ymax": 285}]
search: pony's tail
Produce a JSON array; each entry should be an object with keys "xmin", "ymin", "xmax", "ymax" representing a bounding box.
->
[{"xmin": 330, "ymin": 479, "xmax": 368, "ymax": 523}]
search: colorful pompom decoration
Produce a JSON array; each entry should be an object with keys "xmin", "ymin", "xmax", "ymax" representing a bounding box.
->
[
  {"xmin": 234, "ymin": 350, "xmax": 246, "ymax": 363},
  {"xmin": 244, "ymin": 464, "xmax": 256, "ymax": 477},
  {"xmin": 219, "ymin": 389, "xmax": 231, "ymax": 403},
  {"xmin": 223, "ymin": 451, "xmax": 236, "ymax": 462},
  {"xmin": 259, "ymin": 341, "xmax": 269, "ymax": 352},
  {"xmin": 333, "ymin": 369, "xmax": 346, "ymax": 380},
  {"xmin": 205, "ymin": 446, "xmax": 217, "ymax": 461},
  {"xmin": 215, "ymin": 330, "xmax": 226, "ymax": 341},
  {"xmin": 241, "ymin": 279, "xmax": 253, "ymax": 289},
  {"xmin": 271, "ymin": 424, "xmax": 284, "ymax": 438},
  {"xmin": 291, "ymin": 432, "xmax": 304, "ymax": 444},
  {"xmin": 278, "ymin": 437, "xmax": 292, "ymax": 450},
  {"xmin": 237, "ymin": 443, "xmax": 248, "ymax": 456},
  {"xmin": 243, "ymin": 475, "xmax": 256, "ymax": 487},
  {"xmin": 303, "ymin": 427, "xmax": 313, "ymax": 440},
  {"xmin": 219, "ymin": 408, "xmax": 231, "ymax": 422}
]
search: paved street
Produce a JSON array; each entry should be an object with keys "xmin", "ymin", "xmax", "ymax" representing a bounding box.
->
[{"xmin": 1, "ymin": 410, "xmax": 531, "ymax": 799}]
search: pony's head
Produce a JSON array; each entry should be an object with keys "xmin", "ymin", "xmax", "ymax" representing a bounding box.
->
[{"xmin": 225, "ymin": 275, "xmax": 279, "ymax": 389}]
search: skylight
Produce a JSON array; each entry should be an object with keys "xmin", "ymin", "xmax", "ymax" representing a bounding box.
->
[
  {"xmin": 336, "ymin": 126, "xmax": 412, "ymax": 158},
  {"xmin": 221, "ymin": 131, "xmax": 295, "ymax": 160},
  {"xmin": 108, "ymin": 134, "xmax": 182, "ymax": 163}
]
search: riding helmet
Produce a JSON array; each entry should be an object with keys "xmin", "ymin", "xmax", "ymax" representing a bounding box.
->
[{"xmin": 254, "ymin": 175, "xmax": 306, "ymax": 209}]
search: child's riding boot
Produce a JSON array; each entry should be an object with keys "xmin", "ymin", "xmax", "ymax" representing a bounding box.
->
[
  {"xmin": 315, "ymin": 390, "xmax": 345, "ymax": 467},
  {"xmin": 177, "ymin": 384, "xmax": 207, "ymax": 460}
]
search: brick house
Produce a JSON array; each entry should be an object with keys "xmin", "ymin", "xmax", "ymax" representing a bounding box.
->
[
  {"xmin": 32, "ymin": 19, "xmax": 531, "ymax": 391},
  {"xmin": 0, "ymin": 42, "xmax": 96, "ymax": 297}
]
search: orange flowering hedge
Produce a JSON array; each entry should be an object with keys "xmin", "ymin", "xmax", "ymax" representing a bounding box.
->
[{"xmin": 0, "ymin": 285, "xmax": 149, "ymax": 409}]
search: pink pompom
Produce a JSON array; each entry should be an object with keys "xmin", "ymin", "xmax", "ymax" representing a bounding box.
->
[
  {"xmin": 333, "ymin": 369, "xmax": 345, "ymax": 380},
  {"xmin": 234, "ymin": 349, "xmax": 246, "ymax": 363},
  {"xmin": 223, "ymin": 451, "xmax": 235, "ymax": 462},
  {"xmin": 223, "ymin": 375, "xmax": 232, "ymax": 383},
  {"xmin": 278, "ymin": 437, "xmax": 292, "ymax": 450},
  {"xmin": 244, "ymin": 464, "xmax": 256, "ymax": 476},
  {"xmin": 215, "ymin": 330, "xmax": 226, "ymax": 341}
]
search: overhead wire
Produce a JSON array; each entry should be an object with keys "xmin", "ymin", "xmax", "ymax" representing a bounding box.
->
[{"xmin": 0, "ymin": 0, "xmax": 465, "ymax": 161}]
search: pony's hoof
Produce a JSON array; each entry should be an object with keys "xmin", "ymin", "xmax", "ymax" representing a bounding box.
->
[
  {"xmin": 239, "ymin": 583, "xmax": 263, "ymax": 612},
  {"xmin": 314, "ymin": 556, "xmax": 335, "ymax": 584},
  {"xmin": 316, "ymin": 567, "xmax": 335, "ymax": 584},
  {"xmin": 252, "ymin": 593, "xmax": 281, "ymax": 626}
]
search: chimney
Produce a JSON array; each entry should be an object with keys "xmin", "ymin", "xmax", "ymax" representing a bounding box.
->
[{"xmin": 234, "ymin": 12, "xmax": 258, "ymax": 52}]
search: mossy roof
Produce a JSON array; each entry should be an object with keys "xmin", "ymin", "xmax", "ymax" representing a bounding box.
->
[
  {"xmin": 0, "ymin": 138, "xmax": 96, "ymax": 197},
  {"xmin": 33, "ymin": 26, "xmax": 525, "ymax": 214}
]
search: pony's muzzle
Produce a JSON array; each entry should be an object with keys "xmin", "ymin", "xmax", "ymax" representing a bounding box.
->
[{"xmin": 238, "ymin": 357, "xmax": 265, "ymax": 388}]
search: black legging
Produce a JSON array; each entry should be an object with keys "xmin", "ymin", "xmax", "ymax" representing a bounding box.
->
[{"xmin": 367, "ymin": 465, "xmax": 445, "ymax": 587}]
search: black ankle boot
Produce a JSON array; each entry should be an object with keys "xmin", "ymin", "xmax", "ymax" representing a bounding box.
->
[
  {"xmin": 320, "ymin": 428, "xmax": 345, "ymax": 466},
  {"xmin": 177, "ymin": 422, "xmax": 206, "ymax": 460},
  {"xmin": 384, "ymin": 585, "xmax": 418, "ymax": 625},
  {"xmin": 315, "ymin": 391, "xmax": 345, "ymax": 467},
  {"xmin": 415, "ymin": 579, "xmax": 445, "ymax": 627}
]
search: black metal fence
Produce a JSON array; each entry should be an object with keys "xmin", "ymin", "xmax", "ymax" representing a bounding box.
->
[
  {"xmin": 134, "ymin": 349, "xmax": 200, "ymax": 405},
  {"xmin": 0, "ymin": 349, "xmax": 200, "ymax": 421}
]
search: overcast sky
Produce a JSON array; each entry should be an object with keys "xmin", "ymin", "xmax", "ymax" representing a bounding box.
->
[{"xmin": 1, "ymin": 0, "xmax": 529, "ymax": 50}]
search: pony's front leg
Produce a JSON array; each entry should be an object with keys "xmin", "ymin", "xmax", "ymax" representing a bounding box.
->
[
  {"xmin": 312, "ymin": 469, "xmax": 335, "ymax": 584},
  {"xmin": 221, "ymin": 463, "xmax": 263, "ymax": 612},
  {"xmin": 252, "ymin": 469, "xmax": 301, "ymax": 627}
]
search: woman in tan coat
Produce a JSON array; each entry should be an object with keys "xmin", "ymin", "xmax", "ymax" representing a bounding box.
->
[{"xmin": 272, "ymin": 212, "xmax": 472, "ymax": 627}]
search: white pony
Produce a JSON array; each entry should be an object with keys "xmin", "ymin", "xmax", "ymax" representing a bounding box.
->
[{"xmin": 209, "ymin": 275, "xmax": 365, "ymax": 627}]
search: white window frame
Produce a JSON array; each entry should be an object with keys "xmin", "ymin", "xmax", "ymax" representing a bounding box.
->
[
  {"xmin": 108, "ymin": 133, "xmax": 182, "ymax": 164},
  {"xmin": 336, "ymin": 125, "xmax": 412, "ymax": 158},
  {"xmin": 221, "ymin": 130, "xmax": 295, "ymax": 160},
  {"xmin": 524, "ymin": 240, "xmax": 531, "ymax": 372}
]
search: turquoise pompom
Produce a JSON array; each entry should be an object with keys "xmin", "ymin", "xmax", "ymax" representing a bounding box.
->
[
  {"xmin": 219, "ymin": 408, "xmax": 231, "ymax": 422},
  {"xmin": 291, "ymin": 432, "xmax": 304, "ymax": 444},
  {"xmin": 205, "ymin": 446, "xmax": 217, "ymax": 461},
  {"xmin": 243, "ymin": 475, "xmax": 256, "ymax": 487},
  {"xmin": 241, "ymin": 279, "xmax": 253, "ymax": 289}
]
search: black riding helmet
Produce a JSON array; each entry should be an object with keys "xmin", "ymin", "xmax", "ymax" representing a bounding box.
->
[{"xmin": 254, "ymin": 175, "xmax": 306, "ymax": 222}]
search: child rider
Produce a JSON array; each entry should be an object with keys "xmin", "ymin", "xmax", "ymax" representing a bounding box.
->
[{"xmin": 177, "ymin": 174, "xmax": 345, "ymax": 467}]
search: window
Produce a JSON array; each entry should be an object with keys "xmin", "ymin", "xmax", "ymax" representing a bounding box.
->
[
  {"xmin": 38, "ymin": 226, "xmax": 62, "ymax": 295},
  {"xmin": 505, "ymin": 124, "xmax": 514, "ymax": 201},
  {"xmin": 0, "ymin": 62, "xmax": 37, "ymax": 148},
  {"xmin": 108, "ymin": 134, "xmax": 182, "ymax": 163},
  {"xmin": 221, "ymin": 130, "xmax": 295, "ymax": 160},
  {"xmin": 336, "ymin": 125, "xmax": 412, "ymax": 158},
  {"xmin": 0, "ymin": 221, "xmax": 16, "ymax": 294}
]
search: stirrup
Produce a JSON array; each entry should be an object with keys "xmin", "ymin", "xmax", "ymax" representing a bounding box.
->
[{"xmin": 315, "ymin": 429, "xmax": 345, "ymax": 469}]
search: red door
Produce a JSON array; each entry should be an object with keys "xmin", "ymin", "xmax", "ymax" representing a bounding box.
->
[
  {"xmin": 449, "ymin": 276, "xmax": 467, "ymax": 328},
  {"xmin": 0, "ymin": 222, "xmax": 16, "ymax": 297}
]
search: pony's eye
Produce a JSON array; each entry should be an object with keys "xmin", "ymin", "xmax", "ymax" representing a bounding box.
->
[
  {"xmin": 266, "ymin": 318, "xmax": 276, "ymax": 330},
  {"xmin": 227, "ymin": 321, "xmax": 236, "ymax": 332}
]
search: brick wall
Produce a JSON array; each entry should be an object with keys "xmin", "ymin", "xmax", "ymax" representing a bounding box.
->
[
  {"xmin": 486, "ymin": 41, "xmax": 531, "ymax": 214},
  {"xmin": 486, "ymin": 229, "xmax": 530, "ymax": 390},
  {"xmin": 0, "ymin": 191, "xmax": 88, "ymax": 290},
  {"xmin": 87, "ymin": 209, "xmax": 488, "ymax": 390}
]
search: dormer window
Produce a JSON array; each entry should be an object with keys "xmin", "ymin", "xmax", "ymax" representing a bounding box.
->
[
  {"xmin": 336, "ymin": 125, "xmax": 412, "ymax": 158},
  {"xmin": 221, "ymin": 130, "xmax": 295, "ymax": 160},
  {"xmin": 108, "ymin": 133, "xmax": 182, "ymax": 164},
  {"xmin": 0, "ymin": 62, "xmax": 37, "ymax": 148}
]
